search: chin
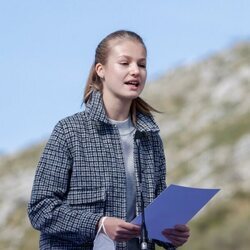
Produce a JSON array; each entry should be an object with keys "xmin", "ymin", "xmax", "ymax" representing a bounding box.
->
[
  {"xmin": 126, "ymin": 93, "xmax": 141, "ymax": 100},
  {"xmin": 116, "ymin": 89, "xmax": 143, "ymax": 101}
]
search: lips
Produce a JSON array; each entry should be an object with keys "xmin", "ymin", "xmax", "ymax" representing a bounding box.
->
[{"xmin": 124, "ymin": 80, "xmax": 140, "ymax": 87}]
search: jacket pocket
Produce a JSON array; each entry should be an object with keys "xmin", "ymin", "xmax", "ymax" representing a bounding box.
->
[{"xmin": 67, "ymin": 187, "xmax": 106, "ymax": 214}]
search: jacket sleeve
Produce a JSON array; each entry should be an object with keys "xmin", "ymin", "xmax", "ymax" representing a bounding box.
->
[
  {"xmin": 154, "ymin": 134, "xmax": 167, "ymax": 198},
  {"xmin": 153, "ymin": 134, "xmax": 176, "ymax": 250},
  {"xmin": 27, "ymin": 121, "xmax": 102, "ymax": 245}
]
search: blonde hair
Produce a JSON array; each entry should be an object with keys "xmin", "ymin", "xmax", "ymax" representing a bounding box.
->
[{"xmin": 84, "ymin": 30, "xmax": 159, "ymax": 124}]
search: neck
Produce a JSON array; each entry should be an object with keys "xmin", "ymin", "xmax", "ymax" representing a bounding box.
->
[{"xmin": 102, "ymin": 92, "xmax": 132, "ymax": 121}]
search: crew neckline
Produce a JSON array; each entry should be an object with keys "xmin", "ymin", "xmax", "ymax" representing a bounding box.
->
[{"xmin": 109, "ymin": 117, "xmax": 135, "ymax": 136}]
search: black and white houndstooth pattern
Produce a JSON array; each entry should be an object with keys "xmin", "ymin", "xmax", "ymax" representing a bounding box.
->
[{"xmin": 28, "ymin": 90, "xmax": 176, "ymax": 250}]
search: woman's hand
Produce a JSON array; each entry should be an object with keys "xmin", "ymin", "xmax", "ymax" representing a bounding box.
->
[
  {"xmin": 162, "ymin": 224, "xmax": 190, "ymax": 247},
  {"xmin": 102, "ymin": 217, "xmax": 140, "ymax": 242}
]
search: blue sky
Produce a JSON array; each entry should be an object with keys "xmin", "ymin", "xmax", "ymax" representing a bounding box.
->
[{"xmin": 0, "ymin": 0, "xmax": 250, "ymax": 154}]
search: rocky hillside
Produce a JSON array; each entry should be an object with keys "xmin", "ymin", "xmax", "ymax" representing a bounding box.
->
[
  {"xmin": 0, "ymin": 143, "xmax": 45, "ymax": 249},
  {"xmin": 144, "ymin": 42, "xmax": 250, "ymax": 192},
  {"xmin": 143, "ymin": 41, "xmax": 250, "ymax": 250},
  {"xmin": 0, "ymin": 41, "xmax": 250, "ymax": 250}
]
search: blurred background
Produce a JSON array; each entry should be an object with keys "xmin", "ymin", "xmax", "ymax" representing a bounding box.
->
[{"xmin": 0, "ymin": 1, "xmax": 250, "ymax": 249}]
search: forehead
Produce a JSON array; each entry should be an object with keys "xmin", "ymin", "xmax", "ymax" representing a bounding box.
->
[{"xmin": 107, "ymin": 39, "xmax": 146, "ymax": 60}]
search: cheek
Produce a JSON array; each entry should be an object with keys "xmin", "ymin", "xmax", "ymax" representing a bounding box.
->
[
  {"xmin": 139, "ymin": 80, "xmax": 146, "ymax": 92},
  {"xmin": 113, "ymin": 64, "xmax": 125, "ymax": 73},
  {"xmin": 141, "ymin": 82, "xmax": 146, "ymax": 90},
  {"xmin": 141, "ymin": 70, "xmax": 147, "ymax": 82},
  {"xmin": 141, "ymin": 67, "xmax": 147, "ymax": 76},
  {"xmin": 105, "ymin": 69, "xmax": 120, "ymax": 82}
]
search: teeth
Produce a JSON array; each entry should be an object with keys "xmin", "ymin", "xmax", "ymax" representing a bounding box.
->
[{"xmin": 126, "ymin": 81, "xmax": 139, "ymax": 85}]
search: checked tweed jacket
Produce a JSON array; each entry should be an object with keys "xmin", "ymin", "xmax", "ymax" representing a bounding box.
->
[{"xmin": 28, "ymin": 90, "xmax": 176, "ymax": 250}]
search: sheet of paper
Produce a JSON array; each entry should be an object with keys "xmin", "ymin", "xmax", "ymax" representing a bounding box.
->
[{"xmin": 131, "ymin": 184, "xmax": 220, "ymax": 242}]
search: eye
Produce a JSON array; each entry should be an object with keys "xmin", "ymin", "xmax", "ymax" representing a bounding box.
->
[
  {"xmin": 138, "ymin": 64, "xmax": 146, "ymax": 68},
  {"xmin": 120, "ymin": 62, "xmax": 129, "ymax": 65}
]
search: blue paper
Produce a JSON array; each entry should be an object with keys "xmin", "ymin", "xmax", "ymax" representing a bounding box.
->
[{"xmin": 131, "ymin": 184, "xmax": 220, "ymax": 242}]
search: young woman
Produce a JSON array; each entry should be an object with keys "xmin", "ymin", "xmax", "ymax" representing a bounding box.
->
[{"xmin": 28, "ymin": 30, "xmax": 190, "ymax": 250}]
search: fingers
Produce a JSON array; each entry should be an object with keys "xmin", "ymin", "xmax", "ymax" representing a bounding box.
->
[
  {"xmin": 174, "ymin": 224, "xmax": 190, "ymax": 232},
  {"xmin": 112, "ymin": 225, "xmax": 140, "ymax": 242},
  {"xmin": 120, "ymin": 222, "xmax": 140, "ymax": 232},
  {"xmin": 103, "ymin": 217, "xmax": 141, "ymax": 242},
  {"xmin": 162, "ymin": 224, "xmax": 190, "ymax": 247}
]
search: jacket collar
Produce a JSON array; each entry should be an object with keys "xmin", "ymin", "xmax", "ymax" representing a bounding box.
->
[
  {"xmin": 136, "ymin": 112, "xmax": 159, "ymax": 133},
  {"xmin": 85, "ymin": 90, "xmax": 159, "ymax": 133},
  {"xmin": 85, "ymin": 90, "xmax": 110, "ymax": 124}
]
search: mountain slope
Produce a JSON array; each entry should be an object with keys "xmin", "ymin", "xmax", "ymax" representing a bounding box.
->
[
  {"xmin": 143, "ymin": 42, "xmax": 250, "ymax": 191},
  {"xmin": 142, "ymin": 41, "xmax": 250, "ymax": 250}
]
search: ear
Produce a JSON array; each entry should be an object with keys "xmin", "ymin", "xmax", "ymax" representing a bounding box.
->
[{"xmin": 95, "ymin": 63, "xmax": 105, "ymax": 79}]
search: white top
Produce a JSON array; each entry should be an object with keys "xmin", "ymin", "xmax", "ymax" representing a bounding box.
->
[{"xmin": 109, "ymin": 117, "xmax": 136, "ymax": 222}]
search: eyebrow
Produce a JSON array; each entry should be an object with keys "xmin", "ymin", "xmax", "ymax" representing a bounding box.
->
[{"xmin": 117, "ymin": 55, "xmax": 146, "ymax": 61}]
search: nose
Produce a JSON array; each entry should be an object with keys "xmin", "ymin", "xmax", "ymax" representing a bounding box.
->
[{"xmin": 130, "ymin": 63, "xmax": 140, "ymax": 76}]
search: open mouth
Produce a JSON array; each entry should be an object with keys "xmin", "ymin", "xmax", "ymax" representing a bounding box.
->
[{"xmin": 124, "ymin": 81, "xmax": 140, "ymax": 87}]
